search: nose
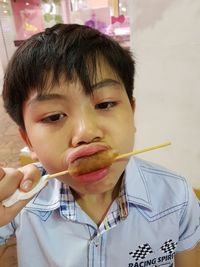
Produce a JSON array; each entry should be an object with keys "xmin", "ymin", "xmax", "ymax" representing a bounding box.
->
[{"xmin": 71, "ymin": 109, "xmax": 103, "ymax": 147}]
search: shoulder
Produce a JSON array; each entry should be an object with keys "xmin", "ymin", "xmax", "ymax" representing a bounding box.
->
[
  {"xmin": 134, "ymin": 157, "xmax": 188, "ymax": 193},
  {"xmin": 126, "ymin": 157, "xmax": 190, "ymax": 217}
]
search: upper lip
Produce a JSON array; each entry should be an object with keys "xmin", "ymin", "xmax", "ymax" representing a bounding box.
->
[{"xmin": 66, "ymin": 144, "xmax": 110, "ymax": 165}]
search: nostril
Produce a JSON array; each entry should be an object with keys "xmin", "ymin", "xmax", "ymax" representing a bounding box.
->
[
  {"xmin": 92, "ymin": 137, "xmax": 101, "ymax": 143},
  {"xmin": 71, "ymin": 117, "xmax": 103, "ymax": 147},
  {"xmin": 76, "ymin": 137, "xmax": 101, "ymax": 147},
  {"xmin": 76, "ymin": 141, "xmax": 88, "ymax": 146}
]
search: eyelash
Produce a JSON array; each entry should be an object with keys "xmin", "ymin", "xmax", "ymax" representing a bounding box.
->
[
  {"xmin": 95, "ymin": 101, "xmax": 117, "ymax": 110},
  {"xmin": 40, "ymin": 101, "xmax": 117, "ymax": 123},
  {"xmin": 41, "ymin": 113, "xmax": 66, "ymax": 123}
]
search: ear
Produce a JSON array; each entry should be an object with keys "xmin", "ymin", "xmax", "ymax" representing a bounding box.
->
[
  {"xmin": 19, "ymin": 128, "xmax": 38, "ymax": 161},
  {"xmin": 130, "ymin": 97, "xmax": 136, "ymax": 112},
  {"xmin": 130, "ymin": 97, "xmax": 137, "ymax": 133}
]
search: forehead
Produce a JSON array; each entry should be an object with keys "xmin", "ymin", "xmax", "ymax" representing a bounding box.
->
[
  {"xmin": 26, "ymin": 58, "xmax": 123, "ymax": 103},
  {"xmin": 93, "ymin": 57, "xmax": 118, "ymax": 78},
  {"xmin": 41, "ymin": 57, "xmax": 121, "ymax": 94}
]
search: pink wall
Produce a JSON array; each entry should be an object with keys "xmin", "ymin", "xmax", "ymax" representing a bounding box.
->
[{"xmin": 87, "ymin": 0, "xmax": 108, "ymax": 8}]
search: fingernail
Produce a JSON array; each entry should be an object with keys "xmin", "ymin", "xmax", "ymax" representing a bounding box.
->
[{"xmin": 21, "ymin": 180, "xmax": 33, "ymax": 191}]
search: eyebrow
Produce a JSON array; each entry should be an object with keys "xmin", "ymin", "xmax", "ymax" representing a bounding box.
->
[
  {"xmin": 27, "ymin": 79, "xmax": 121, "ymax": 106},
  {"xmin": 27, "ymin": 93, "xmax": 67, "ymax": 106},
  {"xmin": 91, "ymin": 79, "xmax": 121, "ymax": 90}
]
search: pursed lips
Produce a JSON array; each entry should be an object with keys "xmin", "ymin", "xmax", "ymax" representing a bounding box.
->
[{"xmin": 66, "ymin": 144, "xmax": 111, "ymax": 165}]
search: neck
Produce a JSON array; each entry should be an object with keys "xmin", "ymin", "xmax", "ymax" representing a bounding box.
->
[{"xmin": 72, "ymin": 182, "xmax": 121, "ymax": 225}]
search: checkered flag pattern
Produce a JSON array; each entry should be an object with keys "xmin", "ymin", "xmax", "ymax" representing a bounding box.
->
[
  {"xmin": 160, "ymin": 239, "xmax": 177, "ymax": 254},
  {"xmin": 129, "ymin": 243, "xmax": 153, "ymax": 261}
]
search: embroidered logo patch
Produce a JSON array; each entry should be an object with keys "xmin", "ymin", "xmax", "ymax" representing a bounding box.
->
[
  {"xmin": 160, "ymin": 239, "xmax": 177, "ymax": 254},
  {"xmin": 129, "ymin": 243, "xmax": 153, "ymax": 261}
]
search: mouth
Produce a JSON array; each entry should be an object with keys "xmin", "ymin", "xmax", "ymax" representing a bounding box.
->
[
  {"xmin": 67, "ymin": 148, "xmax": 118, "ymax": 177},
  {"xmin": 67, "ymin": 144, "xmax": 109, "ymax": 164},
  {"xmin": 72, "ymin": 166, "xmax": 110, "ymax": 183}
]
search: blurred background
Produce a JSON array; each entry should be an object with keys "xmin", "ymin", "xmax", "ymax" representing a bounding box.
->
[{"xmin": 0, "ymin": 0, "xmax": 200, "ymax": 189}]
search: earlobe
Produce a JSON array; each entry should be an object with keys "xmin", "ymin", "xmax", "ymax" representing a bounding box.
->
[
  {"xmin": 19, "ymin": 128, "xmax": 32, "ymax": 148},
  {"xmin": 18, "ymin": 128, "xmax": 38, "ymax": 161},
  {"xmin": 130, "ymin": 97, "xmax": 137, "ymax": 133},
  {"xmin": 130, "ymin": 97, "xmax": 136, "ymax": 112}
]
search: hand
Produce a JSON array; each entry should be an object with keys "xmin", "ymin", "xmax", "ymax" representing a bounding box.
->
[
  {"xmin": 0, "ymin": 164, "xmax": 40, "ymax": 227},
  {"xmin": 175, "ymin": 244, "xmax": 200, "ymax": 267}
]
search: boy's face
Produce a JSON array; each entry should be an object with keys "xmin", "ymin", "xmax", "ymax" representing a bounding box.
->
[{"xmin": 21, "ymin": 62, "xmax": 136, "ymax": 196}]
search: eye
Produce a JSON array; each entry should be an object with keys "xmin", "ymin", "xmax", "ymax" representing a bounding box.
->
[
  {"xmin": 41, "ymin": 113, "xmax": 66, "ymax": 123},
  {"xmin": 95, "ymin": 101, "xmax": 117, "ymax": 110}
]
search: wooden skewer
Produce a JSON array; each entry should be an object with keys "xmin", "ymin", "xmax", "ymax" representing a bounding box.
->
[
  {"xmin": 47, "ymin": 141, "xmax": 171, "ymax": 180},
  {"xmin": 48, "ymin": 169, "xmax": 69, "ymax": 179},
  {"xmin": 115, "ymin": 141, "xmax": 171, "ymax": 160}
]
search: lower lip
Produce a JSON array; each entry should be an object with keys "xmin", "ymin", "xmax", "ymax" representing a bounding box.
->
[{"xmin": 72, "ymin": 167, "xmax": 110, "ymax": 182}]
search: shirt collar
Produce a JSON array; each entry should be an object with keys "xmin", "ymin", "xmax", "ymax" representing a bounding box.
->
[
  {"xmin": 25, "ymin": 156, "xmax": 152, "ymax": 214},
  {"xmin": 25, "ymin": 179, "xmax": 127, "ymax": 222},
  {"xmin": 25, "ymin": 179, "xmax": 61, "ymax": 211},
  {"xmin": 124, "ymin": 157, "xmax": 153, "ymax": 211}
]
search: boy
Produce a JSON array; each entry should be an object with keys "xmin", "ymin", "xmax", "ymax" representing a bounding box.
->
[{"xmin": 0, "ymin": 24, "xmax": 199, "ymax": 267}]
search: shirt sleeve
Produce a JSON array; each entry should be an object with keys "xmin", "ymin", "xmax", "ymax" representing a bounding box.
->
[
  {"xmin": 176, "ymin": 181, "xmax": 200, "ymax": 252},
  {"xmin": 0, "ymin": 223, "xmax": 15, "ymax": 245},
  {"xmin": 33, "ymin": 161, "xmax": 47, "ymax": 176}
]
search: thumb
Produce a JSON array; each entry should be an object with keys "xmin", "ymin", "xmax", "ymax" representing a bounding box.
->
[{"xmin": 18, "ymin": 163, "xmax": 41, "ymax": 192}]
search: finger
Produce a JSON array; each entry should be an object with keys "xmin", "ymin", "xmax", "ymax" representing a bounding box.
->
[
  {"xmin": 0, "ymin": 168, "xmax": 23, "ymax": 201},
  {"xmin": 0, "ymin": 168, "xmax": 5, "ymax": 181},
  {"xmin": 18, "ymin": 164, "xmax": 41, "ymax": 192}
]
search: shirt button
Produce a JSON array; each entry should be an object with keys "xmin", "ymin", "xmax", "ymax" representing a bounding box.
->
[
  {"xmin": 89, "ymin": 233, "xmax": 101, "ymax": 247},
  {"xmin": 94, "ymin": 238, "xmax": 100, "ymax": 247}
]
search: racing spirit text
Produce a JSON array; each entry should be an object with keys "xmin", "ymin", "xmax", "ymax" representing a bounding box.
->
[{"xmin": 128, "ymin": 252, "xmax": 175, "ymax": 267}]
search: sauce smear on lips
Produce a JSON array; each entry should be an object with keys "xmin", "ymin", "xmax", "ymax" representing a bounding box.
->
[{"xmin": 68, "ymin": 150, "xmax": 118, "ymax": 176}]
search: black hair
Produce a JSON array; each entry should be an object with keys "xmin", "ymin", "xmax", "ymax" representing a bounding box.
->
[{"xmin": 3, "ymin": 23, "xmax": 135, "ymax": 129}]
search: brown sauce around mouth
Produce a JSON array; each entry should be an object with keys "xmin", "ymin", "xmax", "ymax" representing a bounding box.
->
[{"xmin": 68, "ymin": 150, "xmax": 119, "ymax": 176}]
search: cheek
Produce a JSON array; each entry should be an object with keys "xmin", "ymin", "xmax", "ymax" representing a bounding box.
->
[
  {"xmin": 25, "ymin": 130, "xmax": 66, "ymax": 171},
  {"xmin": 115, "ymin": 113, "xmax": 135, "ymax": 152},
  {"xmin": 115, "ymin": 110, "xmax": 135, "ymax": 136}
]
